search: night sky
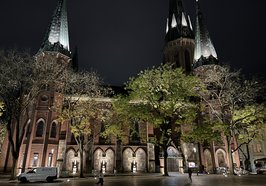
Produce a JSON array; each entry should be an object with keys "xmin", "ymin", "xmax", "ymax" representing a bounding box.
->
[{"xmin": 0, "ymin": 0, "xmax": 265, "ymax": 85}]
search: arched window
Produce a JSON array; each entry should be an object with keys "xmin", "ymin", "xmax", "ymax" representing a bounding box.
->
[
  {"xmin": 99, "ymin": 122, "xmax": 109, "ymax": 144},
  {"xmin": 130, "ymin": 120, "xmax": 140, "ymax": 144},
  {"xmin": 185, "ymin": 50, "xmax": 191, "ymax": 72},
  {"xmin": 25, "ymin": 124, "xmax": 31, "ymax": 139},
  {"xmin": 175, "ymin": 52, "xmax": 180, "ymax": 68},
  {"xmin": 36, "ymin": 120, "xmax": 44, "ymax": 137},
  {"xmin": 48, "ymin": 153, "xmax": 53, "ymax": 167},
  {"xmin": 32, "ymin": 153, "xmax": 39, "ymax": 167},
  {"xmin": 70, "ymin": 133, "xmax": 76, "ymax": 144},
  {"xmin": 50, "ymin": 122, "xmax": 57, "ymax": 138}
]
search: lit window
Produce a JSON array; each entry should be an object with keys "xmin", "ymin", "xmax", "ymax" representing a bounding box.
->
[
  {"xmin": 32, "ymin": 153, "xmax": 39, "ymax": 167},
  {"xmin": 48, "ymin": 153, "xmax": 53, "ymax": 167}
]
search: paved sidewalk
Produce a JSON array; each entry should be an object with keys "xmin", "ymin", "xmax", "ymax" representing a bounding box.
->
[{"xmin": 1, "ymin": 172, "xmax": 266, "ymax": 186}]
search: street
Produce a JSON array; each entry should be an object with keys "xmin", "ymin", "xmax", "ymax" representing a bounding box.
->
[{"xmin": 2, "ymin": 173, "xmax": 266, "ymax": 186}]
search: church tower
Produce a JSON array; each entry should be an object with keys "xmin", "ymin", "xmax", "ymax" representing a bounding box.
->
[
  {"xmin": 192, "ymin": 0, "xmax": 241, "ymax": 174},
  {"xmin": 38, "ymin": 0, "xmax": 70, "ymax": 57},
  {"xmin": 163, "ymin": 0, "xmax": 194, "ymax": 72},
  {"xmin": 193, "ymin": 0, "xmax": 218, "ymax": 68},
  {"xmin": 17, "ymin": 0, "xmax": 72, "ymax": 172}
]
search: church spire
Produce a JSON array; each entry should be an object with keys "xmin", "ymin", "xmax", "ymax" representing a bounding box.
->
[
  {"xmin": 165, "ymin": 0, "xmax": 194, "ymax": 42},
  {"xmin": 193, "ymin": 0, "xmax": 218, "ymax": 68},
  {"xmin": 163, "ymin": 0, "xmax": 195, "ymax": 73},
  {"xmin": 39, "ymin": 0, "xmax": 70, "ymax": 56}
]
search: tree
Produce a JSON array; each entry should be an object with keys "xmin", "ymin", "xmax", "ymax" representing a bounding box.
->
[
  {"xmin": 182, "ymin": 117, "xmax": 222, "ymax": 145},
  {"xmin": 0, "ymin": 101, "xmax": 4, "ymax": 117},
  {"xmin": 57, "ymin": 70, "xmax": 109, "ymax": 178},
  {"xmin": 0, "ymin": 49, "xmax": 78, "ymax": 179},
  {"xmin": 0, "ymin": 101, "xmax": 6, "ymax": 151},
  {"xmin": 232, "ymin": 104, "xmax": 266, "ymax": 171},
  {"xmin": 105, "ymin": 64, "xmax": 202, "ymax": 176},
  {"xmin": 0, "ymin": 49, "xmax": 36, "ymax": 179},
  {"xmin": 194, "ymin": 65, "xmax": 266, "ymax": 174},
  {"xmin": 103, "ymin": 95, "xmax": 150, "ymax": 142}
]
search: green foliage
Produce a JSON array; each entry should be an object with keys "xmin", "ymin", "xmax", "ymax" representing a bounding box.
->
[
  {"xmin": 103, "ymin": 96, "xmax": 147, "ymax": 142},
  {"xmin": 182, "ymin": 119, "xmax": 222, "ymax": 144},
  {"xmin": 195, "ymin": 65, "xmax": 266, "ymax": 172},
  {"xmin": 0, "ymin": 101, "xmax": 6, "ymax": 146},
  {"xmin": 126, "ymin": 64, "xmax": 201, "ymax": 127},
  {"xmin": 233, "ymin": 104, "xmax": 266, "ymax": 144},
  {"xmin": 60, "ymin": 100, "xmax": 100, "ymax": 140},
  {"xmin": 105, "ymin": 64, "xmax": 202, "ymax": 148},
  {"xmin": 0, "ymin": 101, "xmax": 4, "ymax": 117},
  {"xmin": 0, "ymin": 49, "xmax": 107, "ymax": 179}
]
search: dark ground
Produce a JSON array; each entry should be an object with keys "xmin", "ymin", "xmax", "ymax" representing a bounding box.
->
[{"xmin": 1, "ymin": 173, "xmax": 266, "ymax": 186}]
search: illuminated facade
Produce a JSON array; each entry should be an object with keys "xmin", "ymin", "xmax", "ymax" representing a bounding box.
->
[
  {"xmin": 1, "ymin": 0, "xmax": 264, "ymax": 176},
  {"xmin": 163, "ymin": 0, "xmax": 239, "ymax": 174},
  {"xmin": 0, "ymin": 0, "xmax": 154, "ymax": 175}
]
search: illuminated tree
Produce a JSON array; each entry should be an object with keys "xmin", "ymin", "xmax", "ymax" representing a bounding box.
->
[
  {"xmin": 194, "ymin": 65, "xmax": 266, "ymax": 173},
  {"xmin": 0, "ymin": 50, "xmax": 36, "ymax": 179},
  {"xmin": 57, "ymin": 71, "xmax": 109, "ymax": 178},
  {"xmin": 105, "ymin": 64, "xmax": 202, "ymax": 176},
  {"xmin": 232, "ymin": 104, "xmax": 266, "ymax": 171},
  {"xmin": 0, "ymin": 49, "xmax": 104, "ymax": 179},
  {"xmin": 0, "ymin": 101, "xmax": 6, "ymax": 151}
]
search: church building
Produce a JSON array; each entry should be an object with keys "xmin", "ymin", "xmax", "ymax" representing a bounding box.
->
[{"xmin": 2, "ymin": 0, "xmax": 259, "ymax": 176}]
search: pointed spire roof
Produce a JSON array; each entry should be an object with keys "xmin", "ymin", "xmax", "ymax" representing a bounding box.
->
[
  {"xmin": 39, "ymin": 0, "xmax": 70, "ymax": 57},
  {"xmin": 193, "ymin": 0, "xmax": 218, "ymax": 68},
  {"xmin": 165, "ymin": 0, "xmax": 194, "ymax": 42}
]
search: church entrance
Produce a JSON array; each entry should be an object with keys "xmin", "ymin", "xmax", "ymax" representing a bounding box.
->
[
  {"xmin": 166, "ymin": 146, "xmax": 183, "ymax": 172},
  {"xmin": 215, "ymin": 149, "xmax": 227, "ymax": 168},
  {"xmin": 203, "ymin": 149, "xmax": 213, "ymax": 173},
  {"xmin": 93, "ymin": 148, "xmax": 115, "ymax": 173}
]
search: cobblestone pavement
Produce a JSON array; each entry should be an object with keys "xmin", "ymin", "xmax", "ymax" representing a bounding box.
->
[{"xmin": 1, "ymin": 173, "xmax": 266, "ymax": 186}]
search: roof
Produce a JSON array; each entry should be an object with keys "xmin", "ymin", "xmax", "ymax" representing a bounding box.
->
[{"xmin": 38, "ymin": 0, "xmax": 70, "ymax": 57}]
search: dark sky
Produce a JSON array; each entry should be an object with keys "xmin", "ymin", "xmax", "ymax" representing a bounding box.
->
[{"xmin": 0, "ymin": 0, "xmax": 265, "ymax": 85}]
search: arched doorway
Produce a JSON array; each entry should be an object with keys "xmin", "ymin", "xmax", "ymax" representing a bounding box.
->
[
  {"xmin": 93, "ymin": 148, "xmax": 104, "ymax": 171},
  {"xmin": 105, "ymin": 149, "xmax": 115, "ymax": 173},
  {"xmin": 216, "ymin": 149, "xmax": 227, "ymax": 168},
  {"xmin": 122, "ymin": 148, "xmax": 134, "ymax": 172},
  {"xmin": 167, "ymin": 146, "xmax": 179, "ymax": 172},
  {"xmin": 66, "ymin": 149, "xmax": 80, "ymax": 174},
  {"xmin": 135, "ymin": 148, "xmax": 146, "ymax": 172},
  {"xmin": 203, "ymin": 149, "xmax": 213, "ymax": 172}
]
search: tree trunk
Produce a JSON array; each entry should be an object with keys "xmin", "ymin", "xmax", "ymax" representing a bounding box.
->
[
  {"xmin": 163, "ymin": 147, "xmax": 169, "ymax": 176},
  {"xmin": 226, "ymin": 135, "xmax": 234, "ymax": 175},
  {"xmin": 22, "ymin": 122, "xmax": 32, "ymax": 173},
  {"xmin": 79, "ymin": 143, "xmax": 84, "ymax": 178},
  {"xmin": 10, "ymin": 156, "xmax": 18, "ymax": 180},
  {"xmin": 7, "ymin": 119, "xmax": 20, "ymax": 180},
  {"xmin": 245, "ymin": 144, "xmax": 251, "ymax": 171}
]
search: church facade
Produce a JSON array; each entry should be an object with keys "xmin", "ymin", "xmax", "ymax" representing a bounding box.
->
[{"xmin": 1, "ymin": 0, "xmax": 265, "ymax": 176}]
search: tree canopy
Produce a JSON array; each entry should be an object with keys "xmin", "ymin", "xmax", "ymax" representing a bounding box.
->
[
  {"xmin": 0, "ymin": 49, "xmax": 107, "ymax": 179},
  {"xmin": 105, "ymin": 64, "xmax": 203, "ymax": 175},
  {"xmin": 194, "ymin": 65, "xmax": 266, "ymax": 172}
]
